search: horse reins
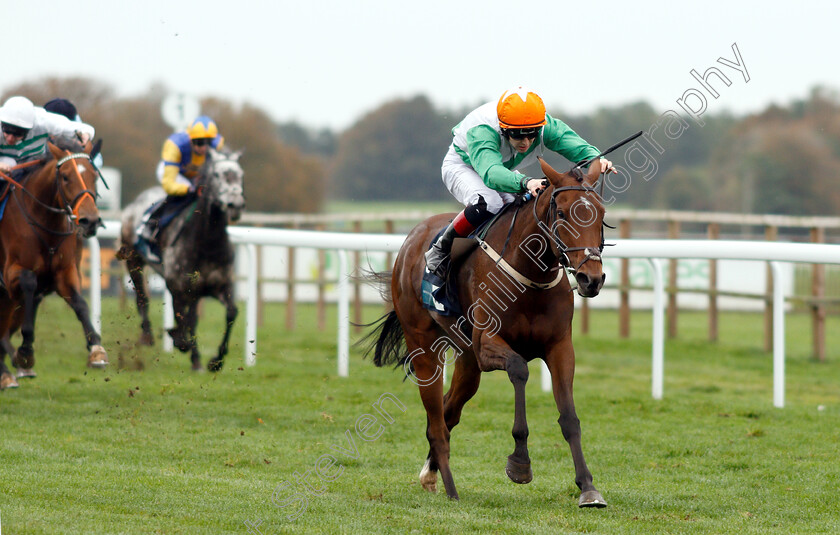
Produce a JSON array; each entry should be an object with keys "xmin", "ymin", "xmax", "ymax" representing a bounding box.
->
[
  {"xmin": 474, "ymin": 131, "xmax": 644, "ymax": 291},
  {"xmin": 475, "ymin": 177, "xmax": 608, "ymax": 291},
  {"xmin": 1, "ymin": 151, "xmax": 99, "ymax": 256}
]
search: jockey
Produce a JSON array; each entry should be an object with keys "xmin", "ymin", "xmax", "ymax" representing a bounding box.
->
[
  {"xmin": 135, "ymin": 115, "xmax": 224, "ymax": 263},
  {"xmin": 43, "ymin": 98, "xmax": 104, "ymax": 168},
  {"xmin": 0, "ymin": 96, "xmax": 94, "ymax": 174},
  {"xmin": 424, "ymin": 86, "xmax": 614, "ymax": 278}
]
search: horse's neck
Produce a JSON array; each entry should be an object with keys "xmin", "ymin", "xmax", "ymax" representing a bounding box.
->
[
  {"xmin": 486, "ymin": 196, "xmax": 560, "ymax": 282},
  {"xmin": 181, "ymin": 196, "xmax": 230, "ymax": 257},
  {"xmin": 20, "ymin": 164, "xmax": 66, "ymax": 225}
]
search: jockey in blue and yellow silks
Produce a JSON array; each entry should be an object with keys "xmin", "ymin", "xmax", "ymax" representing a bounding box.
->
[
  {"xmin": 135, "ymin": 116, "xmax": 225, "ymax": 263},
  {"xmin": 158, "ymin": 115, "xmax": 225, "ymax": 195}
]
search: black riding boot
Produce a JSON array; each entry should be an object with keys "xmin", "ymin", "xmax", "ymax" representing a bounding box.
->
[
  {"xmin": 424, "ymin": 198, "xmax": 492, "ymax": 277},
  {"xmin": 424, "ymin": 220, "xmax": 459, "ymax": 278}
]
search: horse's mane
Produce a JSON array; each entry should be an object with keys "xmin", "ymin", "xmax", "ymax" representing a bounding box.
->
[{"xmin": 51, "ymin": 138, "xmax": 85, "ymax": 153}]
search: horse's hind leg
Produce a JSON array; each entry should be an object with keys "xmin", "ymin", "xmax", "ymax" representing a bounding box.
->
[
  {"xmin": 125, "ymin": 256, "xmax": 154, "ymax": 345},
  {"xmin": 207, "ymin": 286, "xmax": 238, "ymax": 372},
  {"xmin": 409, "ymin": 339, "xmax": 459, "ymax": 500},
  {"xmin": 546, "ymin": 339, "xmax": 606, "ymax": 508},
  {"xmin": 0, "ymin": 346, "xmax": 18, "ymax": 390},
  {"xmin": 421, "ymin": 350, "xmax": 482, "ymax": 492}
]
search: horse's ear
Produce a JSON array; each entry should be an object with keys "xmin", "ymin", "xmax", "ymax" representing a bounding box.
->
[
  {"xmin": 48, "ymin": 141, "xmax": 63, "ymax": 159},
  {"xmin": 231, "ymin": 150, "xmax": 243, "ymax": 162},
  {"xmin": 90, "ymin": 139, "xmax": 103, "ymax": 161},
  {"xmin": 538, "ymin": 157, "xmax": 564, "ymax": 186}
]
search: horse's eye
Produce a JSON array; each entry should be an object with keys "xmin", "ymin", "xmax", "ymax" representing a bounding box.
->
[{"xmin": 557, "ymin": 210, "xmax": 566, "ymax": 220}]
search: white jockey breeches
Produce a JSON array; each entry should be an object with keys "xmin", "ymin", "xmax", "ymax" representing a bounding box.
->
[
  {"xmin": 441, "ymin": 145, "xmax": 514, "ymax": 214},
  {"xmin": 156, "ymin": 161, "xmax": 192, "ymax": 188}
]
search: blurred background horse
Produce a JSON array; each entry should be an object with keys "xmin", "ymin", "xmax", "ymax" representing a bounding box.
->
[{"xmin": 118, "ymin": 148, "xmax": 245, "ymax": 371}]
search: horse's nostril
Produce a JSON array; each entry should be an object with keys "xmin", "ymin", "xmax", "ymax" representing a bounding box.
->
[{"xmin": 575, "ymin": 272, "xmax": 591, "ymax": 287}]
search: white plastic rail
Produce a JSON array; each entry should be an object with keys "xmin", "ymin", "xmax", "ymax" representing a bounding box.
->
[{"xmin": 90, "ymin": 223, "xmax": 840, "ymax": 408}]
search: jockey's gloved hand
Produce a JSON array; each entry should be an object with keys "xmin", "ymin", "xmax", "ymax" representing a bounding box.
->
[{"xmin": 525, "ymin": 178, "xmax": 548, "ymax": 197}]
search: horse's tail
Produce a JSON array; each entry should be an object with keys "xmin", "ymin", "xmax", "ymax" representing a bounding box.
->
[
  {"xmin": 353, "ymin": 269, "xmax": 408, "ymax": 368},
  {"xmin": 358, "ymin": 310, "xmax": 407, "ymax": 368},
  {"xmin": 353, "ymin": 268, "xmax": 393, "ymax": 304}
]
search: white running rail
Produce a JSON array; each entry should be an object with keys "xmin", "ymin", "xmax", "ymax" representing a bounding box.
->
[{"xmin": 90, "ymin": 221, "xmax": 840, "ymax": 408}]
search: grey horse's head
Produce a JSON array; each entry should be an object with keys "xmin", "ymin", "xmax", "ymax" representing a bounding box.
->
[{"xmin": 204, "ymin": 148, "xmax": 245, "ymax": 222}]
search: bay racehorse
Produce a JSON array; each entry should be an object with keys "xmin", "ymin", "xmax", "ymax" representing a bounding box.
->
[
  {"xmin": 0, "ymin": 140, "xmax": 106, "ymax": 390},
  {"xmin": 118, "ymin": 148, "xmax": 245, "ymax": 372},
  {"xmin": 365, "ymin": 157, "xmax": 609, "ymax": 507}
]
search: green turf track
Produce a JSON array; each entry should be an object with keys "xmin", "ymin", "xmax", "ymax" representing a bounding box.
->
[{"xmin": 1, "ymin": 297, "xmax": 838, "ymax": 534}]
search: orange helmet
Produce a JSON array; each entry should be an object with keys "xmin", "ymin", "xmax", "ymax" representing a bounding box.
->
[{"xmin": 496, "ymin": 86, "xmax": 547, "ymax": 129}]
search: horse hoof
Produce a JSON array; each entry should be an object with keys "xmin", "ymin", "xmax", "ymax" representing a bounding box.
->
[
  {"xmin": 87, "ymin": 345, "xmax": 109, "ymax": 368},
  {"xmin": 138, "ymin": 333, "xmax": 154, "ymax": 346},
  {"xmin": 578, "ymin": 490, "xmax": 607, "ymax": 508},
  {"xmin": 1, "ymin": 372, "xmax": 19, "ymax": 390},
  {"xmin": 12, "ymin": 349, "xmax": 34, "ymax": 369},
  {"xmin": 191, "ymin": 362, "xmax": 204, "ymax": 372},
  {"xmin": 207, "ymin": 358, "xmax": 224, "ymax": 372},
  {"xmin": 505, "ymin": 455, "xmax": 533, "ymax": 484},
  {"xmin": 419, "ymin": 459, "xmax": 438, "ymax": 493},
  {"xmin": 15, "ymin": 368, "xmax": 37, "ymax": 379}
]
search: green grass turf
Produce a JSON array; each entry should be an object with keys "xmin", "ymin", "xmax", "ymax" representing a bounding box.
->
[{"xmin": 1, "ymin": 297, "xmax": 839, "ymax": 534}]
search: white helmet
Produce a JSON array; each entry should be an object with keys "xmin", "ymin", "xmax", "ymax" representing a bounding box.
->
[{"xmin": 0, "ymin": 96, "xmax": 36, "ymax": 129}]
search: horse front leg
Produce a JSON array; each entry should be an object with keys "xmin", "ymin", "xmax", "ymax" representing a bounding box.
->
[
  {"xmin": 125, "ymin": 256, "xmax": 154, "ymax": 345},
  {"xmin": 12, "ymin": 269, "xmax": 38, "ymax": 370},
  {"xmin": 168, "ymin": 293, "xmax": 201, "ymax": 370},
  {"xmin": 56, "ymin": 271, "xmax": 108, "ymax": 368},
  {"xmin": 476, "ymin": 333, "xmax": 533, "ymax": 484},
  {"xmin": 207, "ymin": 285, "xmax": 238, "ymax": 372},
  {"xmin": 545, "ymin": 337, "xmax": 606, "ymax": 508}
]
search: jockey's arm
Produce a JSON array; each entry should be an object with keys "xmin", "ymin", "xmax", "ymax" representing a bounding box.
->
[
  {"xmin": 541, "ymin": 115, "xmax": 601, "ymax": 165},
  {"xmin": 39, "ymin": 108, "xmax": 95, "ymax": 145},
  {"xmin": 465, "ymin": 125, "xmax": 528, "ymax": 193},
  {"xmin": 160, "ymin": 139, "xmax": 191, "ymax": 196}
]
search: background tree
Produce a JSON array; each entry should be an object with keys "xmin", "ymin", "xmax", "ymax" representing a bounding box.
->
[
  {"xmin": 202, "ymin": 99, "xmax": 325, "ymax": 213},
  {"xmin": 329, "ymin": 95, "xmax": 451, "ymax": 201},
  {"xmin": 2, "ymin": 78, "xmax": 325, "ymax": 213}
]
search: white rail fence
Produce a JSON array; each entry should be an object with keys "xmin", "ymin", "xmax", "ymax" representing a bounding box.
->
[{"xmin": 91, "ymin": 221, "xmax": 840, "ymax": 408}]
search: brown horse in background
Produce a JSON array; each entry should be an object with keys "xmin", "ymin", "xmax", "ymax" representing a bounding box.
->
[
  {"xmin": 0, "ymin": 141, "xmax": 105, "ymax": 390},
  {"xmin": 366, "ymin": 158, "xmax": 608, "ymax": 507}
]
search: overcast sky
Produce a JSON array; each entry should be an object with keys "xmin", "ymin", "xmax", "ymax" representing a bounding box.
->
[{"xmin": 6, "ymin": 0, "xmax": 839, "ymax": 131}]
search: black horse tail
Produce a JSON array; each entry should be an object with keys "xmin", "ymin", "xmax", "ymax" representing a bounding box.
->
[
  {"xmin": 353, "ymin": 269, "xmax": 408, "ymax": 368},
  {"xmin": 358, "ymin": 310, "xmax": 407, "ymax": 368}
]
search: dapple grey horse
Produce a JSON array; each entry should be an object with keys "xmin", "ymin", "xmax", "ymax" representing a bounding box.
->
[{"xmin": 118, "ymin": 148, "xmax": 245, "ymax": 371}]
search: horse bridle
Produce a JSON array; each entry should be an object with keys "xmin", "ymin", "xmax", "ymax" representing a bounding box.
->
[
  {"xmin": 7, "ymin": 151, "xmax": 99, "ymax": 257},
  {"xmin": 54, "ymin": 151, "xmax": 97, "ymax": 221},
  {"xmin": 532, "ymin": 176, "xmax": 608, "ymax": 275}
]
